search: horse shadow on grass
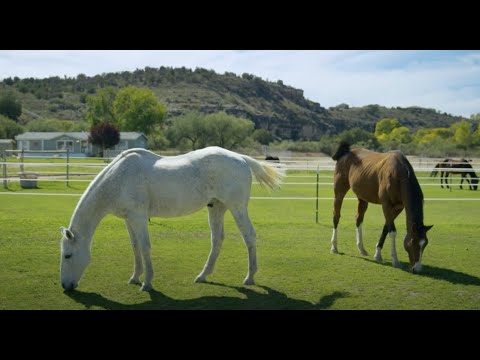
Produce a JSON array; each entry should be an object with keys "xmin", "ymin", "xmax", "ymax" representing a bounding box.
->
[
  {"xmin": 347, "ymin": 254, "xmax": 480, "ymax": 286},
  {"xmin": 65, "ymin": 283, "xmax": 349, "ymax": 310}
]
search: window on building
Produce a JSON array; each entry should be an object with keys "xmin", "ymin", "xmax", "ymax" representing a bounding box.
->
[{"xmin": 57, "ymin": 140, "xmax": 74, "ymax": 151}]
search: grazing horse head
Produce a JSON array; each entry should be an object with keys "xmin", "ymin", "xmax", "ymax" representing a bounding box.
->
[
  {"xmin": 461, "ymin": 159, "xmax": 479, "ymax": 190},
  {"xmin": 470, "ymin": 176, "xmax": 479, "ymax": 190},
  {"xmin": 404, "ymin": 223, "xmax": 433, "ymax": 273},
  {"xmin": 60, "ymin": 226, "xmax": 91, "ymax": 291}
]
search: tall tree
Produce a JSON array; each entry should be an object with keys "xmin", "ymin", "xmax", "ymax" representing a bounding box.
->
[
  {"xmin": 167, "ymin": 111, "xmax": 210, "ymax": 149},
  {"xmin": 389, "ymin": 126, "xmax": 412, "ymax": 144},
  {"xmin": 252, "ymin": 129, "xmax": 274, "ymax": 145},
  {"xmin": 0, "ymin": 115, "xmax": 24, "ymax": 139},
  {"xmin": 374, "ymin": 118, "xmax": 400, "ymax": 142},
  {"xmin": 85, "ymin": 86, "xmax": 118, "ymax": 126},
  {"xmin": 205, "ymin": 112, "xmax": 254, "ymax": 149},
  {"xmin": 452, "ymin": 119, "xmax": 474, "ymax": 149},
  {"xmin": 470, "ymin": 113, "xmax": 480, "ymax": 122},
  {"xmin": 0, "ymin": 92, "xmax": 22, "ymax": 121},
  {"xmin": 114, "ymin": 86, "xmax": 166, "ymax": 135}
]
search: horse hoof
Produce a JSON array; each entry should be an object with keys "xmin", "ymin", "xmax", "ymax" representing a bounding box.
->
[
  {"xmin": 392, "ymin": 261, "xmax": 402, "ymax": 268},
  {"xmin": 128, "ymin": 277, "xmax": 142, "ymax": 285},
  {"xmin": 330, "ymin": 248, "xmax": 338, "ymax": 254},
  {"xmin": 374, "ymin": 255, "xmax": 383, "ymax": 262},
  {"xmin": 243, "ymin": 278, "xmax": 255, "ymax": 286},
  {"xmin": 194, "ymin": 275, "xmax": 207, "ymax": 283},
  {"xmin": 140, "ymin": 283, "xmax": 153, "ymax": 291},
  {"xmin": 360, "ymin": 250, "xmax": 369, "ymax": 256}
]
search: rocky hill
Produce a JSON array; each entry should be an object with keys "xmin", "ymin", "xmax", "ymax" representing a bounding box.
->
[{"xmin": 0, "ymin": 67, "xmax": 466, "ymax": 139}]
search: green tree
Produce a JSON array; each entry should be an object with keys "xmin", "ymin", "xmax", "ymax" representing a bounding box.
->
[
  {"xmin": 0, "ymin": 92, "xmax": 22, "ymax": 121},
  {"xmin": 389, "ymin": 126, "xmax": 412, "ymax": 144},
  {"xmin": 413, "ymin": 128, "xmax": 452, "ymax": 145},
  {"xmin": 0, "ymin": 115, "xmax": 24, "ymax": 139},
  {"xmin": 167, "ymin": 112, "xmax": 209, "ymax": 150},
  {"xmin": 205, "ymin": 112, "xmax": 254, "ymax": 149},
  {"xmin": 252, "ymin": 128, "xmax": 274, "ymax": 145},
  {"xmin": 85, "ymin": 86, "xmax": 118, "ymax": 126},
  {"xmin": 470, "ymin": 113, "xmax": 480, "ymax": 122},
  {"xmin": 374, "ymin": 118, "xmax": 400, "ymax": 142},
  {"xmin": 88, "ymin": 122, "xmax": 120, "ymax": 157},
  {"xmin": 148, "ymin": 126, "xmax": 170, "ymax": 150},
  {"xmin": 114, "ymin": 86, "xmax": 167, "ymax": 135},
  {"xmin": 338, "ymin": 128, "xmax": 380, "ymax": 150},
  {"xmin": 451, "ymin": 119, "xmax": 474, "ymax": 149}
]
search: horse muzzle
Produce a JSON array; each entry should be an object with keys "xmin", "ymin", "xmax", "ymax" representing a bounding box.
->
[
  {"xmin": 62, "ymin": 281, "xmax": 78, "ymax": 291},
  {"xmin": 411, "ymin": 263, "xmax": 422, "ymax": 273}
]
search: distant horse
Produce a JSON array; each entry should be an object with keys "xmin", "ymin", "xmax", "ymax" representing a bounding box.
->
[
  {"xmin": 330, "ymin": 141, "xmax": 433, "ymax": 273},
  {"xmin": 60, "ymin": 146, "xmax": 283, "ymax": 291},
  {"xmin": 265, "ymin": 155, "xmax": 280, "ymax": 162},
  {"xmin": 430, "ymin": 158, "xmax": 478, "ymax": 190}
]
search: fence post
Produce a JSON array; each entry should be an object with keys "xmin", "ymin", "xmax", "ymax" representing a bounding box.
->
[
  {"xmin": 2, "ymin": 151, "xmax": 6, "ymax": 189},
  {"xmin": 20, "ymin": 148, "xmax": 24, "ymax": 173},
  {"xmin": 315, "ymin": 164, "xmax": 319, "ymax": 223},
  {"xmin": 66, "ymin": 149, "xmax": 70, "ymax": 187}
]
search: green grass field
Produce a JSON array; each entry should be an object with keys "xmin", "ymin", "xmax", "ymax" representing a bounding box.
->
[{"xmin": 1, "ymin": 169, "xmax": 480, "ymax": 310}]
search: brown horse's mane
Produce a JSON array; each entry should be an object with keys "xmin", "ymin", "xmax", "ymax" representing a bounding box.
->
[
  {"xmin": 399, "ymin": 154, "xmax": 425, "ymax": 225},
  {"xmin": 331, "ymin": 141, "xmax": 351, "ymax": 161}
]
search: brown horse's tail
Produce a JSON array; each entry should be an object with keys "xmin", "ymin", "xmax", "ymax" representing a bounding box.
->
[{"xmin": 332, "ymin": 141, "xmax": 351, "ymax": 161}]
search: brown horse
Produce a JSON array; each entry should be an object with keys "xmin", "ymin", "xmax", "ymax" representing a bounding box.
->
[
  {"xmin": 430, "ymin": 158, "xmax": 478, "ymax": 190},
  {"xmin": 330, "ymin": 141, "xmax": 433, "ymax": 273}
]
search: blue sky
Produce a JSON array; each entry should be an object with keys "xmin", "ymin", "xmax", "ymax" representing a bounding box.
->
[{"xmin": 1, "ymin": 50, "xmax": 479, "ymax": 118}]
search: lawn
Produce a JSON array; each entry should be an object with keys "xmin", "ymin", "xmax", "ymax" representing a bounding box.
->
[{"xmin": 1, "ymin": 169, "xmax": 480, "ymax": 310}]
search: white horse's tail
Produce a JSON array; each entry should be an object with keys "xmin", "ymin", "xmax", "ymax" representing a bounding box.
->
[{"xmin": 241, "ymin": 155, "xmax": 284, "ymax": 191}]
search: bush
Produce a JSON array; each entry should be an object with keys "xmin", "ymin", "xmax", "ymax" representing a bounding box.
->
[{"xmin": 88, "ymin": 122, "xmax": 120, "ymax": 156}]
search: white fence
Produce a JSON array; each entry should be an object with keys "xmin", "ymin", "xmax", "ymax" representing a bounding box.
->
[{"xmin": 1, "ymin": 155, "xmax": 479, "ymax": 191}]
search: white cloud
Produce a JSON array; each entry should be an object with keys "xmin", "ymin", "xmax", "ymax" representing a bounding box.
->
[{"xmin": 1, "ymin": 50, "xmax": 479, "ymax": 117}]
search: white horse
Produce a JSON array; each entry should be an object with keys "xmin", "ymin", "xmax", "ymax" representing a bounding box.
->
[{"xmin": 60, "ymin": 146, "xmax": 283, "ymax": 291}]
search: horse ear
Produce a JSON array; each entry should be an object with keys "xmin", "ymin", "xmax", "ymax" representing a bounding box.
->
[
  {"xmin": 424, "ymin": 225, "xmax": 433, "ymax": 232},
  {"xmin": 60, "ymin": 226, "xmax": 74, "ymax": 240},
  {"xmin": 411, "ymin": 223, "xmax": 418, "ymax": 235}
]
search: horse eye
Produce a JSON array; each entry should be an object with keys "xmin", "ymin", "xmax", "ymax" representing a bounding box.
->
[{"xmin": 64, "ymin": 254, "xmax": 72, "ymax": 259}]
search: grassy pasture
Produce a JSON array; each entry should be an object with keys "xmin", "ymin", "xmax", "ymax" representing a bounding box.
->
[{"xmin": 1, "ymin": 168, "xmax": 480, "ymax": 310}]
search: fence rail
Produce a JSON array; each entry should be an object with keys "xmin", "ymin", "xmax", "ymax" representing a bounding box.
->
[
  {"xmin": 2, "ymin": 192, "xmax": 480, "ymax": 202},
  {"xmin": 1, "ymin": 156, "xmax": 479, "ymax": 190}
]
